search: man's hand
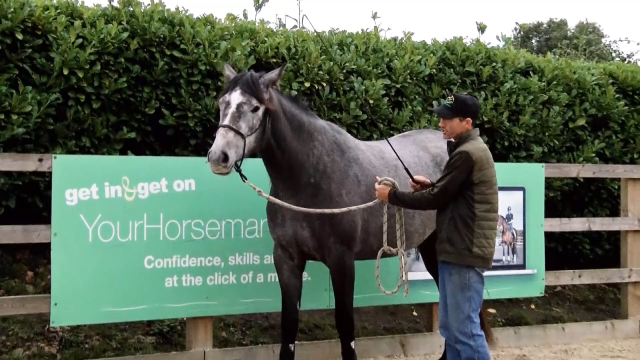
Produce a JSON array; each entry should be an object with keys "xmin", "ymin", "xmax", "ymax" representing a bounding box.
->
[
  {"xmin": 374, "ymin": 176, "xmax": 392, "ymax": 201},
  {"xmin": 410, "ymin": 175, "xmax": 432, "ymax": 191}
]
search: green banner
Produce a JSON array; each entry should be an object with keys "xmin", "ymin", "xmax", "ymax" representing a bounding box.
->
[{"xmin": 50, "ymin": 155, "xmax": 545, "ymax": 326}]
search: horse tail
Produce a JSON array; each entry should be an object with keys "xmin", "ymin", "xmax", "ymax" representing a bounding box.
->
[{"xmin": 480, "ymin": 306, "xmax": 495, "ymax": 347}]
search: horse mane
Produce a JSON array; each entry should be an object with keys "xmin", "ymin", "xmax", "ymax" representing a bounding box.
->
[
  {"xmin": 218, "ymin": 69, "xmax": 323, "ymax": 121},
  {"xmin": 216, "ymin": 67, "xmax": 362, "ymax": 155},
  {"xmin": 282, "ymin": 93, "xmax": 315, "ymax": 116}
]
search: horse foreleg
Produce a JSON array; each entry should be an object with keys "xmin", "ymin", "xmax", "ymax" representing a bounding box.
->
[
  {"xmin": 328, "ymin": 250, "xmax": 357, "ymax": 360},
  {"xmin": 274, "ymin": 243, "xmax": 306, "ymax": 360}
]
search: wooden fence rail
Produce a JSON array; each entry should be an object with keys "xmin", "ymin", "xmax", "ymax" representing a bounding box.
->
[{"xmin": 1, "ymin": 153, "xmax": 639, "ymax": 359}]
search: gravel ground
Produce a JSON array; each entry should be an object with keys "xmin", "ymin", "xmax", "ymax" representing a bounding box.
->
[{"xmin": 365, "ymin": 337, "xmax": 640, "ymax": 360}]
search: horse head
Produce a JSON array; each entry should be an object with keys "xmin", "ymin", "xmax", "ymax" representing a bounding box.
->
[
  {"xmin": 496, "ymin": 214, "xmax": 506, "ymax": 233},
  {"xmin": 207, "ymin": 63, "xmax": 285, "ymax": 175}
]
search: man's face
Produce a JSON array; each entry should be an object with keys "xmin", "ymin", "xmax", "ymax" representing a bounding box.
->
[{"xmin": 438, "ymin": 117, "xmax": 472, "ymax": 139}]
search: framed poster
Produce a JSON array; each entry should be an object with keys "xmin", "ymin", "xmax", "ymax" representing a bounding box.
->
[{"xmin": 491, "ymin": 186, "xmax": 526, "ymax": 271}]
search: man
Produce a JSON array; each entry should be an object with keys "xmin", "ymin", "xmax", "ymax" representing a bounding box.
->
[
  {"xmin": 374, "ymin": 93, "xmax": 498, "ymax": 360},
  {"xmin": 506, "ymin": 206, "xmax": 514, "ymax": 233}
]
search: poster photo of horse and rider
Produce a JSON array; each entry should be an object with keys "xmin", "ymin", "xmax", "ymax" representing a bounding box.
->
[{"xmin": 407, "ymin": 186, "xmax": 526, "ymax": 276}]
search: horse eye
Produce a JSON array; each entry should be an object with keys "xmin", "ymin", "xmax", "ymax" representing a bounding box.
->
[{"xmin": 251, "ymin": 105, "xmax": 260, "ymax": 113}]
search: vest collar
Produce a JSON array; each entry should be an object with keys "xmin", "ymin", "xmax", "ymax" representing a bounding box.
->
[{"xmin": 447, "ymin": 128, "xmax": 479, "ymax": 155}]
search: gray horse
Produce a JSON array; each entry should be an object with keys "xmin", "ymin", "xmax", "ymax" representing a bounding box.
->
[{"xmin": 206, "ymin": 63, "xmax": 493, "ymax": 360}]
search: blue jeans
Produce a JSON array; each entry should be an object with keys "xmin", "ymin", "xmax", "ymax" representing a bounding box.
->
[{"xmin": 438, "ymin": 261, "xmax": 490, "ymax": 360}]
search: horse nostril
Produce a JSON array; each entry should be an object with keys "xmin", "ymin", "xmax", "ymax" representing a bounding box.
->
[{"xmin": 221, "ymin": 151, "xmax": 229, "ymax": 164}]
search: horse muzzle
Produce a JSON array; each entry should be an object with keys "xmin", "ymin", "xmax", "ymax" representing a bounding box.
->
[{"xmin": 207, "ymin": 148, "xmax": 234, "ymax": 175}]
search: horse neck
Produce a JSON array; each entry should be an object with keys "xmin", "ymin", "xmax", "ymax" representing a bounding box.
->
[{"xmin": 259, "ymin": 94, "xmax": 353, "ymax": 190}]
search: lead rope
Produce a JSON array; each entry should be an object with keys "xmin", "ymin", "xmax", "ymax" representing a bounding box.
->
[{"xmin": 238, "ymin": 173, "xmax": 410, "ymax": 296}]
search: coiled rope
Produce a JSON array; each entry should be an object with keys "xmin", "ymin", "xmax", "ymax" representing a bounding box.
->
[{"xmin": 240, "ymin": 176, "xmax": 409, "ymax": 296}]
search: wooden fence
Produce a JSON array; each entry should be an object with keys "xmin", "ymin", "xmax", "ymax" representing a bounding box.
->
[{"xmin": 1, "ymin": 153, "xmax": 639, "ymax": 359}]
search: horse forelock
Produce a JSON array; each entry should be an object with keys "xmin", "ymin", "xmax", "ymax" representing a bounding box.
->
[{"xmin": 218, "ymin": 71, "xmax": 267, "ymax": 105}]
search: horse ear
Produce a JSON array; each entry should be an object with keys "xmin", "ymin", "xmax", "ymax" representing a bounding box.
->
[
  {"xmin": 259, "ymin": 65, "xmax": 285, "ymax": 90},
  {"xmin": 222, "ymin": 63, "xmax": 237, "ymax": 83}
]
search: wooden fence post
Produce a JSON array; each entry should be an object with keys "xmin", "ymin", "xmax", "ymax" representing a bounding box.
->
[
  {"xmin": 621, "ymin": 178, "xmax": 640, "ymax": 319},
  {"xmin": 185, "ymin": 317, "xmax": 214, "ymax": 350},
  {"xmin": 430, "ymin": 303, "xmax": 439, "ymax": 332}
]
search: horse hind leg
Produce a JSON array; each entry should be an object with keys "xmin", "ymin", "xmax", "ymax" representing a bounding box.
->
[
  {"xmin": 273, "ymin": 243, "xmax": 306, "ymax": 360},
  {"xmin": 510, "ymin": 241, "xmax": 515, "ymax": 263},
  {"xmin": 512, "ymin": 231, "xmax": 518, "ymax": 263},
  {"xmin": 418, "ymin": 231, "xmax": 447, "ymax": 360},
  {"xmin": 328, "ymin": 249, "xmax": 357, "ymax": 360},
  {"xmin": 418, "ymin": 231, "xmax": 439, "ymax": 288}
]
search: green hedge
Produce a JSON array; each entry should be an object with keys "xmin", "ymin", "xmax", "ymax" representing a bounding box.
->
[{"xmin": 2, "ymin": 0, "xmax": 640, "ymax": 269}]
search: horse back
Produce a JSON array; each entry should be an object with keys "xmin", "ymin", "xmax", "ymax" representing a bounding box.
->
[{"xmin": 266, "ymin": 128, "xmax": 449, "ymax": 262}]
